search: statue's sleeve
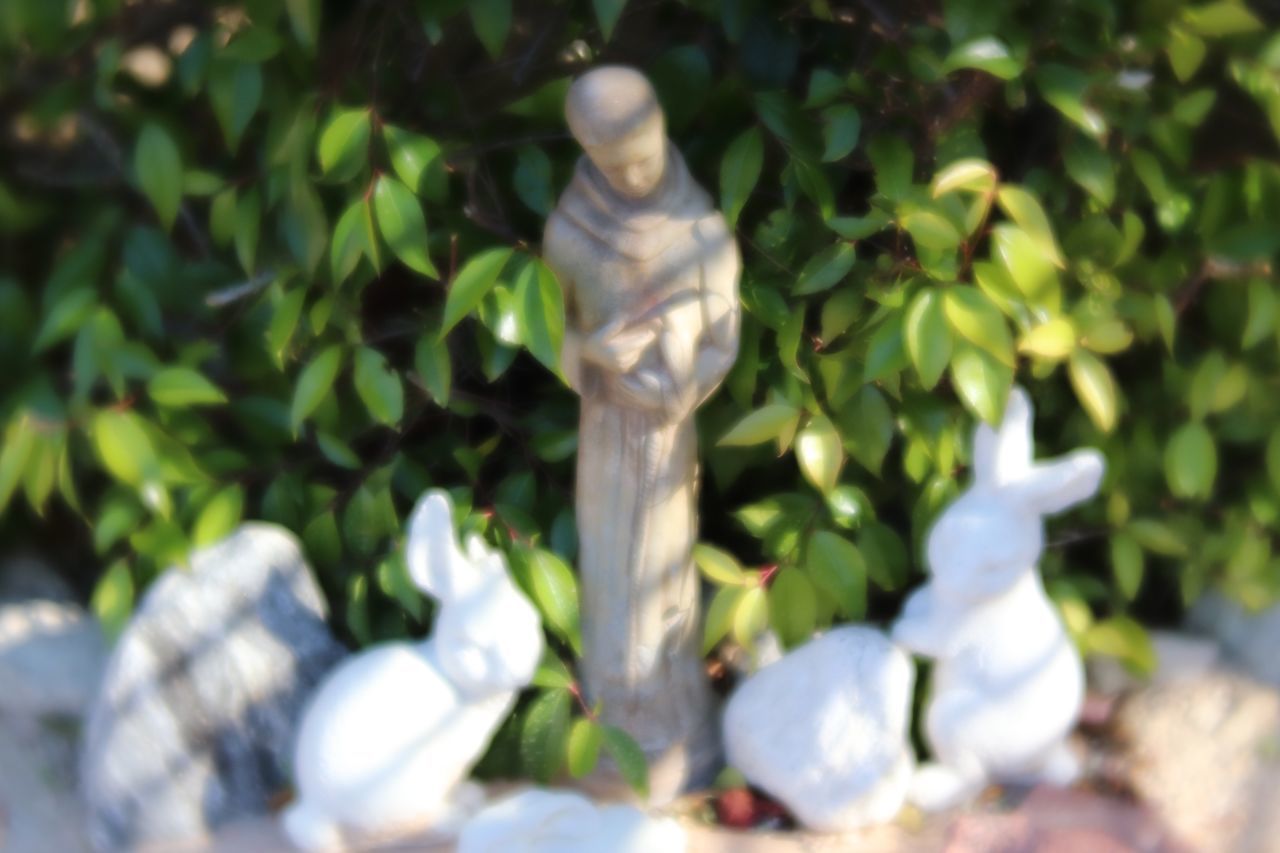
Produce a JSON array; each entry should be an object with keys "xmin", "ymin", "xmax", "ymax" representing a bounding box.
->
[
  {"xmin": 692, "ymin": 217, "xmax": 742, "ymax": 406},
  {"xmin": 542, "ymin": 213, "xmax": 588, "ymax": 394}
]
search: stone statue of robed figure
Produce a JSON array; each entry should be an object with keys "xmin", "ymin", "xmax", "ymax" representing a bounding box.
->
[{"xmin": 542, "ymin": 66, "xmax": 741, "ymax": 800}]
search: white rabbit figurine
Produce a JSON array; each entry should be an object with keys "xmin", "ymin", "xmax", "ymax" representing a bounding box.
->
[
  {"xmin": 282, "ymin": 490, "xmax": 544, "ymax": 851},
  {"xmin": 891, "ymin": 387, "xmax": 1104, "ymax": 812}
]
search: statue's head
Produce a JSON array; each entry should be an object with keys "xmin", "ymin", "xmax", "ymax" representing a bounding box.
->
[{"xmin": 566, "ymin": 65, "xmax": 667, "ymax": 200}]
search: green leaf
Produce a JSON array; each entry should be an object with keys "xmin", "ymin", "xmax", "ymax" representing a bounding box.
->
[
  {"xmin": 290, "ymin": 344, "xmax": 344, "ymax": 433},
  {"xmin": 1085, "ymin": 616, "xmax": 1155, "ymax": 675},
  {"xmin": 91, "ymin": 559, "xmax": 134, "ymax": 641},
  {"xmin": 1110, "ymin": 533, "xmax": 1144, "ymax": 602},
  {"xmin": 950, "ymin": 343, "xmax": 1012, "ymax": 425},
  {"xmin": 996, "ymin": 186, "xmax": 1064, "ymax": 268},
  {"xmin": 769, "ymin": 568, "xmax": 816, "ymax": 648},
  {"xmin": 842, "ymin": 385, "xmax": 895, "ymax": 475},
  {"xmin": 1182, "ymin": 1, "xmax": 1262, "ymax": 37},
  {"xmin": 1165, "ymin": 422, "xmax": 1217, "ymax": 500},
  {"xmin": 795, "ymin": 242, "xmax": 855, "ymax": 296},
  {"xmin": 147, "ymin": 366, "xmax": 226, "ymax": 407},
  {"xmin": 821, "ymin": 105, "xmax": 861, "ymax": 162},
  {"xmin": 905, "ymin": 288, "xmax": 953, "ymax": 390},
  {"xmin": 944, "ymin": 285, "xmax": 1014, "ymax": 366},
  {"xmin": 441, "ymin": 248, "xmax": 513, "ymax": 336},
  {"xmin": 567, "ymin": 718, "xmax": 604, "ymax": 779},
  {"xmin": 792, "ymin": 157, "xmax": 835, "ymax": 220},
  {"xmin": 901, "ymin": 210, "xmax": 963, "ymax": 251},
  {"xmin": 532, "ymin": 649, "xmax": 574, "ymax": 689},
  {"xmin": 1167, "ymin": 25, "xmax": 1207, "ymax": 82},
  {"xmin": 600, "ymin": 725, "xmax": 649, "ymax": 799},
  {"xmin": 267, "ymin": 288, "xmax": 307, "ymax": 369},
  {"xmin": 345, "ymin": 574, "xmax": 371, "ymax": 644},
  {"xmin": 134, "ymin": 124, "xmax": 182, "ymax": 231},
  {"xmin": 1062, "ymin": 138, "xmax": 1116, "ymax": 206},
  {"xmin": 943, "ymin": 36, "xmax": 1022, "ymax": 80},
  {"xmin": 1268, "ymin": 430, "xmax": 1280, "ymax": 495},
  {"xmin": 992, "ymin": 224, "xmax": 1060, "ymax": 305},
  {"xmin": 521, "ymin": 689, "xmax": 571, "ymax": 783},
  {"xmin": 373, "ymin": 175, "xmax": 438, "ymax": 278},
  {"xmin": 234, "ymin": 189, "xmax": 261, "ymax": 273},
  {"xmin": 353, "ymin": 346, "xmax": 404, "ymax": 426},
  {"xmin": 796, "ymin": 414, "xmax": 844, "ymax": 494},
  {"xmin": 414, "ymin": 333, "xmax": 452, "ymax": 406},
  {"xmin": 731, "ymin": 585, "xmax": 769, "ymax": 649},
  {"xmin": 1128, "ymin": 518, "xmax": 1189, "ymax": 558},
  {"xmin": 592, "ymin": 0, "xmax": 627, "ymax": 41},
  {"xmin": 209, "ymin": 61, "xmax": 262, "ymax": 150},
  {"xmin": 718, "ymin": 403, "xmax": 800, "ymax": 447},
  {"xmin": 720, "ymin": 127, "xmax": 764, "ymax": 228},
  {"xmin": 0, "ymin": 416, "xmax": 35, "ymax": 514},
  {"xmin": 514, "ymin": 258, "xmax": 566, "ymax": 373},
  {"xmin": 383, "ymin": 125, "xmax": 445, "ymax": 198},
  {"xmin": 514, "ymin": 145, "xmax": 553, "ymax": 215},
  {"xmin": 1068, "ymin": 350, "xmax": 1118, "ymax": 433},
  {"xmin": 316, "ymin": 108, "xmax": 370, "ymax": 179},
  {"xmin": 92, "ymin": 410, "xmax": 160, "ymax": 488},
  {"xmin": 469, "ymin": 0, "xmax": 511, "ymax": 58},
  {"xmin": 1018, "ymin": 318, "xmax": 1077, "ymax": 360},
  {"xmin": 331, "ymin": 199, "xmax": 376, "ymax": 284},
  {"xmin": 33, "ymin": 288, "xmax": 96, "ymax": 352},
  {"xmin": 806, "ymin": 530, "xmax": 867, "ymax": 619},
  {"xmin": 859, "ymin": 521, "xmax": 909, "ymax": 590},
  {"xmin": 284, "ymin": 0, "xmax": 321, "ymax": 49},
  {"xmin": 693, "ymin": 543, "xmax": 748, "ymax": 586},
  {"xmin": 931, "ymin": 158, "xmax": 997, "ymax": 197},
  {"xmin": 193, "ymin": 485, "xmax": 244, "ymax": 546},
  {"xmin": 529, "ymin": 548, "xmax": 582, "ymax": 655},
  {"xmin": 703, "ymin": 585, "xmax": 744, "ymax": 653},
  {"xmin": 866, "ymin": 135, "xmax": 913, "ymax": 201},
  {"xmin": 1036, "ymin": 64, "xmax": 1106, "ymax": 139}
]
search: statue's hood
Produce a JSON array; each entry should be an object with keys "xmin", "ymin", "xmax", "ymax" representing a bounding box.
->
[{"xmin": 556, "ymin": 141, "xmax": 713, "ymax": 263}]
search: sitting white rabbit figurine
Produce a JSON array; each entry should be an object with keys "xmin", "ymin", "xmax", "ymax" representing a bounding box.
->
[
  {"xmin": 891, "ymin": 387, "xmax": 1104, "ymax": 812},
  {"xmin": 282, "ymin": 490, "xmax": 544, "ymax": 851}
]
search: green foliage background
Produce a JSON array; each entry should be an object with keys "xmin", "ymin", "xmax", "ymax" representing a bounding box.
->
[{"xmin": 2, "ymin": 0, "xmax": 1279, "ymax": 785}]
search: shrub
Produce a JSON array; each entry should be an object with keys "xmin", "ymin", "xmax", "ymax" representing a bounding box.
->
[{"xmin": 2, "ymin": 0, "xmax": 1278, "ymax": 785}]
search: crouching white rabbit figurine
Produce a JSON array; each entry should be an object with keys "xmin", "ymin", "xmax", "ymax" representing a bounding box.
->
[
  {"xmin": 282, "ymin": 490, "xmax": 544, "ymax": 851},
  {"xmin": 891, "ymin": 387, "xmax": 1104, "ymax": 812}
]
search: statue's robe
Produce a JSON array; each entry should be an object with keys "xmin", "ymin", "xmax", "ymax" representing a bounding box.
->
[{"xmin": 543, "ymin": 144, "xmax": 740, "ymax": 793}]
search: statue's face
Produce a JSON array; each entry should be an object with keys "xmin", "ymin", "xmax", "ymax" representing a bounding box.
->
[{"xmin": 585, "ymin": 118, "xmax": 667, "ymax": 200}]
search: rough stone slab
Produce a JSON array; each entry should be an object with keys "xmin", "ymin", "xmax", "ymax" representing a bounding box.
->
[
  {"xmin": 0, "ymin": 600, "xmax": 107, "ymax": 717},
  {"xmin": 1114, "ymin": 668, "xmax": 1280, "ymax": 851},
  {"xmin": 80, "ymin": 524, "xmax": 346, "ymax": 852}
]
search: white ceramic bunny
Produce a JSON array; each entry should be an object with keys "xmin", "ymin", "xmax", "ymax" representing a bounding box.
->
[
  {"xmin": 282, "ymin": 490, "xmax": 544, "ymax": 851},
  {"xmin": 891, "ymin": 387, "xmax": 1104, "ymax": 812}
]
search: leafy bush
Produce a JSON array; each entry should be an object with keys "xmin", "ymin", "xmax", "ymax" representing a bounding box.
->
[{"xmin": 2, "ymin": 0, "xmax": 1279, "ymax": 785}]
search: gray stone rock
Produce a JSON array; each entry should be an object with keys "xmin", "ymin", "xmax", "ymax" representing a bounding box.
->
[
  {"xmin": 0, "ymin": 556, "xmax": 73, "ymax": 603},
  {"xmin": 1114, "ymin": 668, "xmax": 1280, "ymax": 851},
  {"xmin": 79, "ymin": 524, "xmax": 346, "ymax": 852},
  {"xmin": 1086, "ymin": 629, "xmax": 1220, "ymax": 696},
  {"xmin": 1188, "ymin": 593, "xmax": 1280, "ymax": 686},
  {"xmin": 0, "ymin": 712, "xmax": 93, "ymax": 853},
  {"xmin": 0, "ymin": 600, "xmax": 107, "ymax": 717}
]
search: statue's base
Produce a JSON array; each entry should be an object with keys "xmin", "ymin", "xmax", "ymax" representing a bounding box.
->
[{"xmin": 575, "ymin": 732, "xmax": 722, "ymax": 807}]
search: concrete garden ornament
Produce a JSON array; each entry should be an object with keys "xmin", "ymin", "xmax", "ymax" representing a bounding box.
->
[
  {"xmin": 723, "ymin": 626, "xmax": 916, "ymax": 831},
  {"xmin": 457, "ymin": 788, "xmax": 687, "ymax": 853},
  {"xmin": 543, "ymin": 64, "xmax": 741, "ymax": 799},
  {"xmin": 282, "ymin": 491, "xmax": 543, "ymax": 850},
  {"xmin": 892, "ymin": 387, "xmax": 1105, "ymax": 811}
]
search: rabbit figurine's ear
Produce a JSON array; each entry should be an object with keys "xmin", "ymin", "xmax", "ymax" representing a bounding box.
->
[
  {"xmin": 973, "ymin": 386, "xmax": 1034, "ymax": 488},
  {"xmin": 405, "ymin": 490, "xmax": 464, "ymax": 600},
  {"xmin": 1009, "ymin": 449, "xmax": 1106, "ymax": 515}
]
